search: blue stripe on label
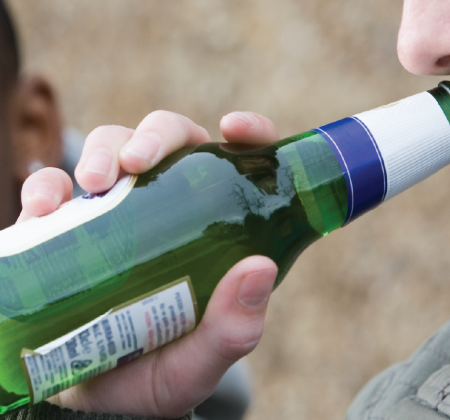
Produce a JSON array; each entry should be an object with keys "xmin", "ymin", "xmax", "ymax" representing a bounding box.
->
[{"xmin": 312, "ymin": 117, "xmax": 386, "ymax": 224}]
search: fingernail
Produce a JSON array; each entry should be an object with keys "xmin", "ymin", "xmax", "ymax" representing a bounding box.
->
[
  {"xmin": 227, "ymin": 112, "xmax": 259, "ymax": 129},
  {"xmin": 32, "ymin": 182, "xmax": 55, "ymax": 201},
  {"xmin": 125, "ymin": 132, "xmax": 161, "ymax": 164},
  {"xmin": 238, "ymin": 270, "xmax": 276, "ymax": 308},
  {"xmin": 84, "ymin": 147, "xmax": 113, "ymax": 175}
]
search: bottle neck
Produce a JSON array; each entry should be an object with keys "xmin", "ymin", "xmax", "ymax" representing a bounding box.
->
[
  {"xmin": 311, "ymin": 116, "xmax": 386, "ymax": 224},
  {"xmin": 281, "ymin": 84, "xmax": 450, "ymax": 225},
  {"xmin": 276, "ymin": 132, "xmax": 348, "ymax": 235},
  {"xmin": 428, "ymin": 82, "xmax": 450, "ymax": 124}
]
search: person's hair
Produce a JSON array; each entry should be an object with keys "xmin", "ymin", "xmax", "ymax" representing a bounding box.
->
[{"xmin": 0, "ymin": 0, "xmax": 19, "ymax": 91}]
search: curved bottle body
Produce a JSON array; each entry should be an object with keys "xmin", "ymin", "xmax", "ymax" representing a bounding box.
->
[{"xmin": 0, "ymin": 135, "xmax": 346, "ymax": 413}]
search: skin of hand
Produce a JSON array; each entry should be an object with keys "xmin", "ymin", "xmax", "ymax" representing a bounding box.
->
[{"xmin": 17, "ymin": 110, "xmax": 280, "ymax": 418}]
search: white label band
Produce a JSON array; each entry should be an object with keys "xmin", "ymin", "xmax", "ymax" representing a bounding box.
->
[
  {"xmin": 355, "ymin": 91, "xmax": 450, "ymax": 201},
  {"xmin": 0, "ymin": 175, "xmax": 137, "ymax": 258}
]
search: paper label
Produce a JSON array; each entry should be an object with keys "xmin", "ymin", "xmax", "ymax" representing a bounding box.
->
[
  {"xmin": 21, "ymin": 277, "xmax": 197, "ymax": 404},
  {"xmin": 0, "ymin": 175, "xmax": 137, "ymax": 258},
  {"xmin": 354, "ymin": 91, "xmax": 450, "ymax": 201}
]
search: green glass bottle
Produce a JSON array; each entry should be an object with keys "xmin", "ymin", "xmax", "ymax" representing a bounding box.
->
[{"xmin": 1, "ymin": 82, "xmax": 450, "ymax": 415}]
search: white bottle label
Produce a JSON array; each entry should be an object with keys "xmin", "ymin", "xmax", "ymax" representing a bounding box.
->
[
  {"xmin": 21, "ymin": 277, "xmax": 197, "ymax": 404},
  {"xmin": 354, "ymin": 91, "xmax": 450, "ymax": 201}
]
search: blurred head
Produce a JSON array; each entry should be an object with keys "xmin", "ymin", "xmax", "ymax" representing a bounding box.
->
[
  {"xmin": 0, "ymin": 0, "xmax": 61, "ymax": 229},
  {"xmin": 398, "ymin": 0, "xmax": 450, "ymax": 75}
]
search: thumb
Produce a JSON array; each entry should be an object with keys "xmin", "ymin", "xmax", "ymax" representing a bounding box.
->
[
  {"xmin": 198, "ymin": 255, "xmax": 278, "ymax": 360},
  {"xmin": 51, "ymin": 256, "xmax": 278, "ymax": 419},
  {"xmin": 152, "ymin": 255, "xmax": 278, "ymax": 417}
]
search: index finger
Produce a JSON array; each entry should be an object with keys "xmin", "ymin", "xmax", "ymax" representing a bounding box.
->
[
  {"xmin": 75, "ymin": 112, "xmax": 211, "ymax": 193},
  {"xmin": 119, "ymin": 111, "xmax": 211, "ymax": 174},
  {"xmin": 220, "ymin": 112, "xmax": 280, "ymax": 144}
]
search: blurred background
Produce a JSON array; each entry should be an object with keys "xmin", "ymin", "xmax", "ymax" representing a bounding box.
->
[{"xmin": 7, "ymin": 0, "xmax": 450, "ymax": 419}]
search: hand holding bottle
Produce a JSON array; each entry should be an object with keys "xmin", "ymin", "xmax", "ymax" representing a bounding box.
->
[{"xmin": 16, "ymin": 110, "xmax": 279, "ymax": 418}]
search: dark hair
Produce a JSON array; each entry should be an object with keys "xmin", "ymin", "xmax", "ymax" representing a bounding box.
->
[{"xmin": 0, "ymin": 0, "xmax": 19, "ymax": 90}]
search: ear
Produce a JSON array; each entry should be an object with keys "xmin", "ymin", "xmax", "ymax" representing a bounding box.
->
[{"xmin": 10, "ymin": 74, "xmax": 62, "ymax": 184}]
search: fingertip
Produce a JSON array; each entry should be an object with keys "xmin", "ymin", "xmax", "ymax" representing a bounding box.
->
[
  {"xmin": 75, "ymin": 147, "xmax": 118, "ymax": 193},
  {"xmin": 237, "ymin": 267, "xmax": 277, "ymax": 309},
  {"xmin": 119, "ymin": 131, "xmax": 162, "ymax": 173},
  {"xmin": 75, "ymin": 170, "xmax": 116, "ymax": 194},
  {"xmin": 21, "ymin": 168, "xmax": 73, "ymax": 219},
  {"xmin": 209, "ymin": 255, "xmax": 278, "ymax": 310},
  {"xmin": 23, "ymin": 183, "xmax": 60, "ymax": 215},
  {"xmin": 75, "ymin": 125, "xmax": 134, "ymax": 193},
  {"xmin": 220, "ymin": 112, "xmax": 279, "ymax": 144},
  {"xmin": 233, "ymin": 255, "xmax": 278, "ymax": 277},
  {"xmin": 221, "ymin": 111, "xmax": 259, "ymax": 131}
]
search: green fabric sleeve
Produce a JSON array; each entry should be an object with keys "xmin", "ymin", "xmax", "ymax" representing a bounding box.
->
[
  {"xmin": 2, "ymin": 401, "xmax": 193, "ymax": 420},
  {"xmin": 347, "ymin": 320, "xmax": 450, "ymax": 419}
]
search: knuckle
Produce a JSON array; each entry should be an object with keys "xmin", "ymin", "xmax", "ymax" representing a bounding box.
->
[
  {"xmin": 86, "ymin": 125, "xmax": 131, "ymax": 146},
  {"xmin": 87, "ymin": 125, "xmax": 114, "ymax": 139},
  {"xmin": 145, "ymin": 110, "xmax": 171, "ymax": 124},
  {"xmin": 214, "ymin": 319, "xmax": 264, "ymax": 361},
  {"xmin": 26, "ymin": 168, "xmax": 63, "ymax": 187},
  {"xmin": 217, "ymin": 336, "xmax": 260, "ymax": 362},
  {"xmin": 142, "ymin": 111, "xmax": 209, "ymax": 145},
  {"xmin": 147, "ymin": 109, "xmax": 169, "ymax": 120},
  {"xmin": 146, "ymin": 110, "xmax": 189, "ymax": 128}
]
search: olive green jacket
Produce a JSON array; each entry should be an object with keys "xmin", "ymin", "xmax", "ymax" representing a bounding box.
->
[
  {"xmin": 3, "ymin": 402, "xmax": 192, "ymax": 420},
  {"xmin": 348, "ymin": 320, "xmax": 450, "ymax": 420},
  {"xmin": 8, "ymin": 320, "xmax": 450, "ymax": 420}
]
